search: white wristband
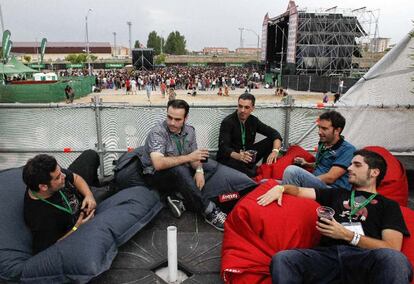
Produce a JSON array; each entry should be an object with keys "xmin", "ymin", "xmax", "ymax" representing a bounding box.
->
[
  {"xmin": 350, "ymin": 232, "xmax": 361, "ymax": 246},
  {"xmin": 196, "ymin": 167, "xmax": 204, "ymax": 174},
  {"xmin": 272, "ymin": 148, "xmax": 280, "ymax": 153}
]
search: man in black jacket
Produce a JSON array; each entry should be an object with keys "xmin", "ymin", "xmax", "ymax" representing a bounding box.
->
[{"xmin": 216, "ymin": 93, "xmax": 282, "ymax": 177}]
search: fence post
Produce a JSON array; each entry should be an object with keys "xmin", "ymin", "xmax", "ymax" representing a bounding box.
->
[
  {"xmin": 282, "ymin": 95, "xmax": 295, "ymax": 149},
  {"xmin": 308, "ymin": 76, "xmax": 311, "ymax": 92},
  {"xmin": 92, "ymin": 95, "xmax": 105, "ymax": 178}
]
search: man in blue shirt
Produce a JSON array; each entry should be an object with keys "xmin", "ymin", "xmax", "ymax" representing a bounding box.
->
[{"xmin": 282, "ymin": 110, "xmax": 355, "ymax": 190}]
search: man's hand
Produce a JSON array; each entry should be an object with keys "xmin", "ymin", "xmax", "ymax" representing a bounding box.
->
[
  {"xmin": 266, "ymin": 151, "xmax": 278, "ymax": 164},
  {"xmin": 257, "ymin": 185, "xmax": 284, "ymax": 206},
  {"xmin": 81, "ymin": 195, "xmax": 96, "ymax": 216},
  {"xmin": 194, "ymin": 172, "xmax": 205, "ymax": 190},
  {"xmin": 188, "ymin": 149, "xmax": 209, "ymax": 163},
  {"xmin": 293, "ymin": 157, "xmax": 306, "ymax": 166},
  {"xmin": 316, "ymin": 218, "xmax": 352, "ymax": 241},
  {"xmin": 239, "ymin": 151, "xmax": 253, "ymax": 164}
]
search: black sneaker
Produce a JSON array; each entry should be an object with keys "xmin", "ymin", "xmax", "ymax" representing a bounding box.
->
[
  {"xmin": 167, "ymin": 196, "xmax": 186, "ymax": 218},
  {"xmin": 204, "ymin": 207, "xmax": 227, "ymax": 232}
]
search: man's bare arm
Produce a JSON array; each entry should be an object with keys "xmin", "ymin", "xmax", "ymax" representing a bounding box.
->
[
  {"xmin": 317, "ymin": 166, "xmax": 347, "ymax": 185},
  {"xmin": 150, "ymin": 149, "xmax": 208, "ymax": 171}
]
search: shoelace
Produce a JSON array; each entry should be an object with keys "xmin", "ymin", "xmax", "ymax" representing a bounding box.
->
[{"xmin": 213, "ymin": 211, "xmax": 227, "ymax": 224}]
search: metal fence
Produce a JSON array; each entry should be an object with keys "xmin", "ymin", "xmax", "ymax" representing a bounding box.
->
[{"xmin": 0, "ymin": 97, "xmax": 327, "ymax": 176}]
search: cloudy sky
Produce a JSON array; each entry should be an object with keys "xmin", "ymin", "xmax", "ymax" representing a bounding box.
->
[{"xmin": 1, "ymin": 0, "xmax": 413, "ymax": 51}]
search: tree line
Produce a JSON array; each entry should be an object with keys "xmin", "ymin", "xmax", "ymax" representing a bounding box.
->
[{"xmin": 134, "ymin": 30, "xmax": 187, "ymax": 55}]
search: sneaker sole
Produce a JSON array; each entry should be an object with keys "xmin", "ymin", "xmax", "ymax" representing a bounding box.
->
[
  {"xmin": 204, "ymin": 218, "xmax": 225, "ymax": 232},
  {"xmin": 167, "ymin": 197, "xmax": 182, "ymax": 218}
]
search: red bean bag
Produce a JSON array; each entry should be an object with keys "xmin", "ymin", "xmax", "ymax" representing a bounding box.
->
[
  {"xmin": 221, "ymin": 180, "xmax": 320, "ymax": 283},
  {"xmin": 364, "ymin": 146, "xmax": 409, "ymax": 206},
  {"xmin": 255, "ymin": 145, "xmax": 315, "ymax": 182},
  {"xmin": 221, "ymin": 180, "xmax": 414, "ymax": 284}
]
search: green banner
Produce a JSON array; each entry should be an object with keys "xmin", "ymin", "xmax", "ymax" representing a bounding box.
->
[
  {"xmin": 66, "ymin": 63, "xmax": 84, "ymax": 68},
  {"xmin": 2, "ymin": 30, "xmax": 11, "ymax": 61},
  {"xmin": 29, "ymin": 63, "xmax": 46, "ymax": 69},
  {"xmin": 226, "ymin": 63, "xmax": 244, "ymax": 67},
  {"xmin": 187, "ymin": 63, "xmax": 207, "ymax": 67},
  {"xmin": 40, "ymin": 38, "xmax": 47, "ymax": 64},
  {"xmin": 105, "ymin": 63, "xmax": 124, "ymax": 68}
]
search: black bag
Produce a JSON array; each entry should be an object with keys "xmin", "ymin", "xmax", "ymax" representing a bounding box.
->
[{"xmin": 113, "ymin": 147, "xmax": 146, "ymax": 190}]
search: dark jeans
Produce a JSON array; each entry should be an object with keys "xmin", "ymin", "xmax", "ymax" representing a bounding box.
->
[
  {"xmin": 270, "ymin": 245, "xmax": 413, "ymax": 284},
  {"xmin": 144, "ymin": 160, "xmax": 217, "ymax": 215},
  {"xmin": 218, "ymin": 137, "xmax": 274, "ymax": 178},
  {"xmin": 68, "ymin": 149, "xmax": 100, "ymax": 187}
]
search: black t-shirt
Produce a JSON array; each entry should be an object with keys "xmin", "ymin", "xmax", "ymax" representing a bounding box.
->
[
  {"xmin": 315, "ymin": 187, "xmax": 410, "ymax": 247},
  {"xmin": 24, "ymin": 169, "xmax": 82, "ymax": 254}
]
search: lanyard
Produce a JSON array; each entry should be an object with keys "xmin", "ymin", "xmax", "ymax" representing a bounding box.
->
[
  {"xmin": 315, "ymin": 144, "xmax": 330, "ymax": 167},
  {"xmin": 240, "ymin": 121, "xmax": 246, "ymax": 150},
  {"xmin": 349, "ymin": 190, "xmax": 377, "ymax": 222},
  {"xmin": 172, "ymin": 135, "xmax": 186, "ymax": 155},
  {"xmin": 30, "ymin": 189, "xmax": 73, "ymax": 215}
]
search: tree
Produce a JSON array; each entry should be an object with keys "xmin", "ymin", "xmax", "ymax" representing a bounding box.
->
[
  {"xmin": 164, "ymin": 31, "xmax": 187, "ymax": 55},
  {"xmin": 65, "ymin": 54, "xmax": 88, "ymax": 64},
  {"xmin": 147, "ymin": 31, "xmax": 164, "ymax": 55},
  {"xmin": 155, "ymin": 53, "xmax": 166, "ymax": 65},
  {"xmin": 90, "ymin": 54, "xmax": 98, "ymax": 62},
  {"xmin": 134, "ymin": 40, "xmax": 142, "ymax": 48}
]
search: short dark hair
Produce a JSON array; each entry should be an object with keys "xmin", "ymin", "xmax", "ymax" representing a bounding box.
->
[
  {"xmin": 319, "ymin": 111, "xmax": 346, "ymax": 133},
  {"xmin": 167, "ymin": 99, "xmax": 190, "ymax": 117},
  {"xmin": 353, "ymin": 149, "xmax": 387, "ymax": 187},
  {"xmin": 238, "ymin": 93, "xmax": 256, "ymax": 106},
  {"xmin": 22, "ymin": 154, "xmax": 58, "ymax": 192}
]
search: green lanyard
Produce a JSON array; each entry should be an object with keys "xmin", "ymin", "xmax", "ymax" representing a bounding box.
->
[
  {"xmin": 349, "ymin": 190, "xmax": 377, "ymax": 222},
  {"xmin": 240, "ymin": 121, "xmax": 246, "ymax": 150},
  {"xmin": 30, "ymin": 189, "xmax": 73, "ymax": 215},
  {"xmin": 315, "ymin": 144, "xmax": 329, "ymax": 167},
  {"xmin": 172, "ymin": 135, "xmax": 186, "ymax": 155}
]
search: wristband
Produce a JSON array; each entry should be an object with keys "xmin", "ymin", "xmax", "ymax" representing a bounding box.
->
[
  {"xmin": 72, "ymin": 226, "xmax": 78, "ymax": 232},
  {"xmin": 350, "ymin": 232, "xmax": 360, "ymax": 246},
  {"xmin": 196, "ymin": 167, "xmax": 204, "ymax": 174},
  {"xmin": 272, "ymin": 148, "xmax": 280, "ymax": 153}
]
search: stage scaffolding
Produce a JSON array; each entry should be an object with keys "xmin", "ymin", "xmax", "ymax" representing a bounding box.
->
[{"xmin": 264, "ymin": 2, "xmax": 380, "ymax": 76}]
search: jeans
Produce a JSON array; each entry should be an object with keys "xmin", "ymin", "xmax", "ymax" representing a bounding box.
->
[
  {"xmin": 282, "ymin": 165, "xmax": 329, "ymax": 189},
  {"xmin": 270, "ymin": 245, "xmax": 413, "ymax": 284},
  {"xmin": 144, "ymin": 161, "xmax": 217, "ymax": 215},
  {"xmin": 218, "ymin": 137, "xmax": 274, "ymax": 178}
]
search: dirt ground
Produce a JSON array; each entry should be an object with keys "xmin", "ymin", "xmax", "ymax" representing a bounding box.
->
[{"xmin": 75, "ymin": 88, "xmax": 334, "ymax": 105}]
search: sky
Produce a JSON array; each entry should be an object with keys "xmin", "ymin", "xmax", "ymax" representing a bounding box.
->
[{"xmin": 1, "ymin": 0, "xmax": 413, "ymax": 51}]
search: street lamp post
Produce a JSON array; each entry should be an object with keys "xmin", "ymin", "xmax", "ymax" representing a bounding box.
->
[
  {"xmin": 113, "ymin": 32, "xmax": 117, "ymax": 57},
  {"xmin": 127, "ymin": 21, "xmax": 132, "ymax": 57},
  {"xmin": 85, "ymin": 8, "xmax": 92, "ymax": 75},
  {"xmin": 244, "ymin": 28, "xmax": 260, "ymax": 67}
]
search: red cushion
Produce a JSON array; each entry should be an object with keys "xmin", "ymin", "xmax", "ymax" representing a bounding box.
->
[
  {"xmin": 364, "ymin": 146, "xmax": 409, "ymax": 206},
  {"xmin": 255, "ymin": 145, "xmax": 316, "ymax": 182},
  {"xmin": 221, "ymin": 180, "xmax": 320, "ymax": 282}
]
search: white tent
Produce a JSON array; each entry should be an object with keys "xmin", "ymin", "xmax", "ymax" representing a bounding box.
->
[{"xmin": 336, "ymin": 31, "xmax": 414, "ymax": 152}]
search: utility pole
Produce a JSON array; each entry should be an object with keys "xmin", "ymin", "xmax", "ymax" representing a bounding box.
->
[
  {"xmin": 127, "ymin": 21, "xmax": 132, "ymax": 57},
  {"xmin": 238, "ymin": 27, "xmax": 244, "ymax": 48},
  {"xmin": 85, "ymin": 8, "xmax": 92, "ymax": 75},
  {"xmin": 112, "ymin": 32, "xmax": 117, "ymax": 57}
]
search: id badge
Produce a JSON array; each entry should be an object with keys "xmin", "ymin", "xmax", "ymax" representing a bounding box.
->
[{"xmin": 342, "ymin": 222, "xmax": 365, "ymax": 236}]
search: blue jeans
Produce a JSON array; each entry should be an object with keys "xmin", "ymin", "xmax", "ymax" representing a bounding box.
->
[
  {"xmin": 282, "ymin": 165, "xmax": 329, "ymax": 189},
  {"xmin": 270, "ymin": 245, "xmax": 413, "ymax": 284}
]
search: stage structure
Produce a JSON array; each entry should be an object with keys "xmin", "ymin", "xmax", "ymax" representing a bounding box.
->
[
  {"xmin": 132, "ymin": 48, "xmax": 154, "ymax": 70},
  {"xmin": 263, "ymin": 1, "xmax": 375, "ymax": 76}
]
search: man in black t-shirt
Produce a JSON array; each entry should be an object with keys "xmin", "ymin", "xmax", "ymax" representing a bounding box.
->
[
  {"xmin": 23, "ymin": 151, "xmax": 98, "ymax": 254},
  {"xmin": 217, "ymin": 93, "xmax": 283, "ymax": 177},
  {"xmin": 257, "ymin": 149, "xmax": 413, "ymax": 283}
]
